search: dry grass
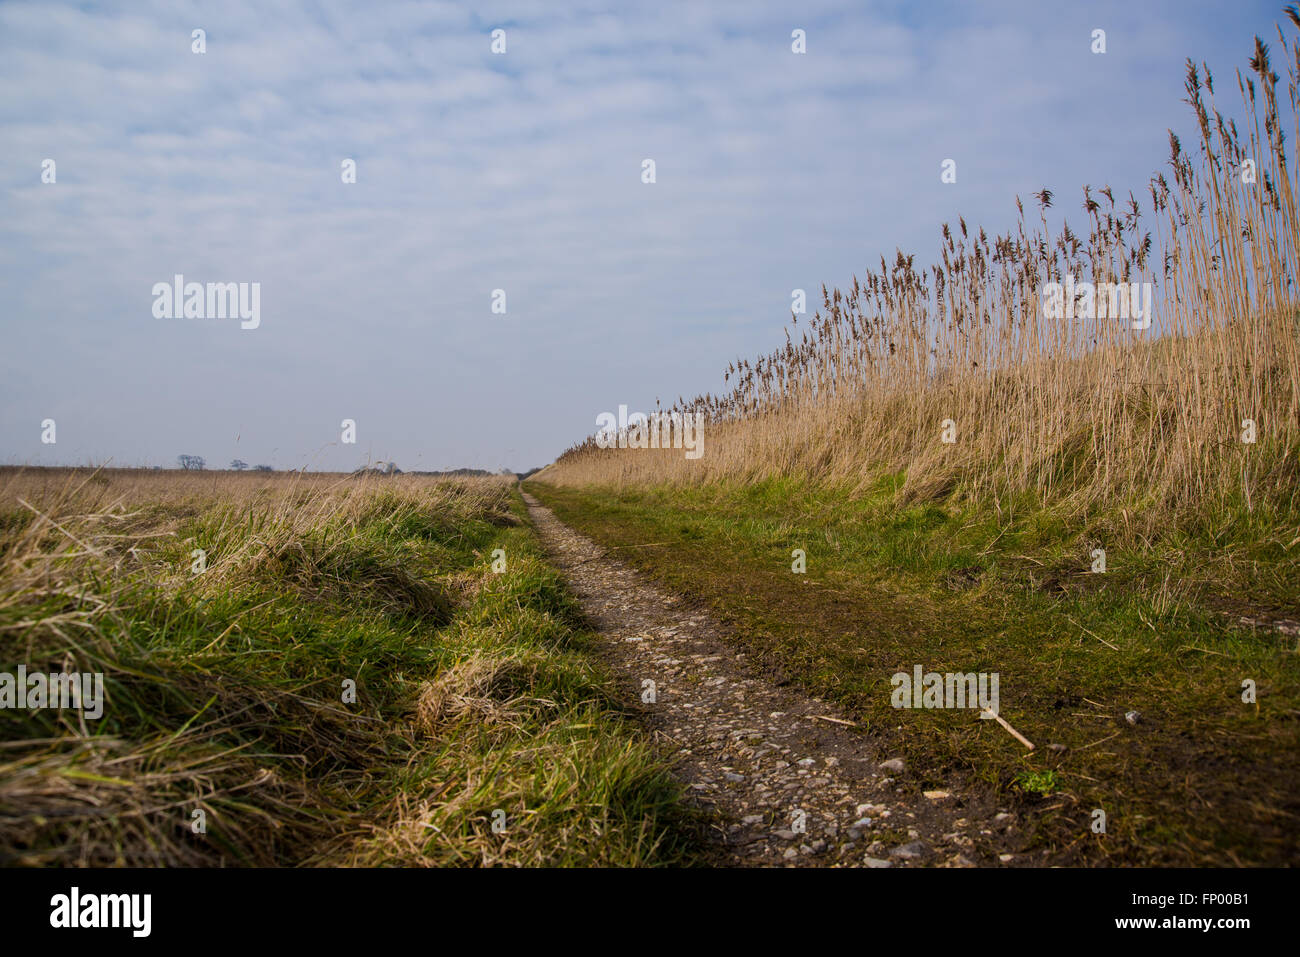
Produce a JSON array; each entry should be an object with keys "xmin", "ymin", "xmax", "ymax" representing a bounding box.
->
[
  {"xmin": 0, "ymin": 467, "xmax": 694, "ymax": 867},
  {"xmin": 415, "ymin": 652, "xmax": 537, "ymax": 732}
]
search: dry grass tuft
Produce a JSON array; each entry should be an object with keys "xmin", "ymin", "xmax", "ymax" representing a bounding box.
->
[{"xmin": 415, "ymin": 653, "xmax": 537, "ymax": 732}]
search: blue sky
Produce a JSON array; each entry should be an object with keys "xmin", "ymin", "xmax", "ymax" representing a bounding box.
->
[{"xmin": 0, "ymin": 0, "xmax": 1286, "ymax": 471}]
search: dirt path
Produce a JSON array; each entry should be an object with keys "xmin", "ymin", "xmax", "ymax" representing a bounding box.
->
[{"xmin": 523, "ymin": 492, "xmax": 1027, "ymax": 867}]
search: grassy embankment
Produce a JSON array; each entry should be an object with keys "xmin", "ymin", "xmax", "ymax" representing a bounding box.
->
[{"xmin": 0, "ymin": 468, "xmax": 696, "ymax": 867}]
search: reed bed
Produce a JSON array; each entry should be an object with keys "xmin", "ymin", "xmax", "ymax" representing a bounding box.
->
[{"xmin": 545, "ymin": 19, "xmax": 1300, "ymax": 530}]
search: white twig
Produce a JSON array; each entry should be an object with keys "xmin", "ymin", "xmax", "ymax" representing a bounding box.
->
[
  {"xmin": 810, "ymin": 714, "xmax": 856, "ymax": 727},
  {"xmin": 981, "ymin": 709, "xmax": 1035, "ymax": 750}
]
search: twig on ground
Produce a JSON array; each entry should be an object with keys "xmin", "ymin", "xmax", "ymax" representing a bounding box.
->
[{"xmin": 981, "ymin": 709, "xmax": 1035, "ymax": 750}]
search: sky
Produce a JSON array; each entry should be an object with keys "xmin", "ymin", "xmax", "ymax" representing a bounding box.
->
[{"xmin": 0, "ymin": 0, "xmax": 1287, "ymax": 472}]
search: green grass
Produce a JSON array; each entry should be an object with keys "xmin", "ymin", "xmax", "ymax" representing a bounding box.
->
[
  {"xmin": 0, "ymin": 475, "xmax": 699, "ymax": 867},
  {"xmin": 526, "ymin": 476, "xmax": 1300, "ymax": 866}
]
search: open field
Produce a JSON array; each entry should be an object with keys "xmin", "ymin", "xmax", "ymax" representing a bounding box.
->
[{"xmin": 0, "ymin": 467, "xmax": 696, "ymax": 866}]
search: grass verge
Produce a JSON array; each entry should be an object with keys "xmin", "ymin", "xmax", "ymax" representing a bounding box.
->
[
  {"xmin": 527, "ymin": 476, "xmax": 1300, "ymax": 866},
  {"xmin": 0, "ymin": 468, "xmax": 697, "ymax": 867}
]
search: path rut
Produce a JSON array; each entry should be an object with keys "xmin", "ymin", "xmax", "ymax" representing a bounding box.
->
[{"xmin": 523, "ymin": 492, "xmax": 1028, "ymax": 868}]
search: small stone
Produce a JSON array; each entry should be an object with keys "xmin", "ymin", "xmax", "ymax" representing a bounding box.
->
[
  {"xmin": 796, "ymin": 757, "xmax": 816, "ymax": 767},
  {"xmin": 773, "ymin": 829, "xmax": 797, "ymax": 840},
  {"xmin": 1048, "ymin": 742, "xmax": 1068, "ymax": 752},
  {"xmin": 824, "ymin": 757, "xmax": 840, "ymax": 767},
  {"xmin": 992, "ymin": 812, "xmax": 1014, "ymax": 824},
  {"xmin": 1125, "ymin": 710, "xmax": 1141, "ymax": 725},
  {"xmin": 998, "ymin": 853, "xmax": 1014, "ymax": 862},
  {"xmin": 724, "ymin": 772, "xmax": 745, "ymax": 783},
  {"xmin": 890, "ymin": 840, "xmax": 927, "ymax": 860},
  {"xmin": 864, "ymin": 856, "xmax": 893, "ymax": 868},
  {"xmin": 923, "ymin": 789, "xmax": 951, "ymax": 801},
  {"xmin": 783, "ymin": 847, "xmax": 798, "ymax": 860},
  {"xmin": 810, "ymin": 840, "xmax": 826, "ymax": 853},
  {"xmin": 948, "ymin": 853, "xmax": 977, "ymax": 868},
  {"xmin": 851, "ymin": 817, "xmax": 873, "ymax": 829},
  {"xmin": 879, "ymin": 758, "xmax": 906, "ymax": 773},
  {"xmin": 741, "ymin": 814, "xmax": 764, "ymax": 825},
  {"xmin": 847, "ymin": 828, "xmax": 862, "ymax": 841}
]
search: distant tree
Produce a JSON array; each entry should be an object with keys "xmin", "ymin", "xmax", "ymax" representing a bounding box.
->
[
  {"xmin": 177, "ymin": 455, "xmax": 205, "ymax": 470},
  {"xmin": 254, "ymin": 464, "xmax": 273, "ymax": 472},
  {"xmin": 230, "ymin": 459, "xmax": 248, "ymax": 471}
]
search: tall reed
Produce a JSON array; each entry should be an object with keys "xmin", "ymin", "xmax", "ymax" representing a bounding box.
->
[{"xmin": 546, "ymin": 18, "xmax": 1300, "ymax": 524}]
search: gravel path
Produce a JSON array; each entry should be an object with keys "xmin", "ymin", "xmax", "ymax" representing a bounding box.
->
[{"xmin": 523, "ymin": 492, "xmax": 1026, "ymax": 868}]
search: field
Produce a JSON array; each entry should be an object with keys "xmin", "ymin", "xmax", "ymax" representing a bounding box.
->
[
  {"xmin": 0, "ymin": 468, "xmax": 696, "ymax": 866},
  {"xmin": 4, "ymin": 8, "xmax": 1299, "ymax": 877}
]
